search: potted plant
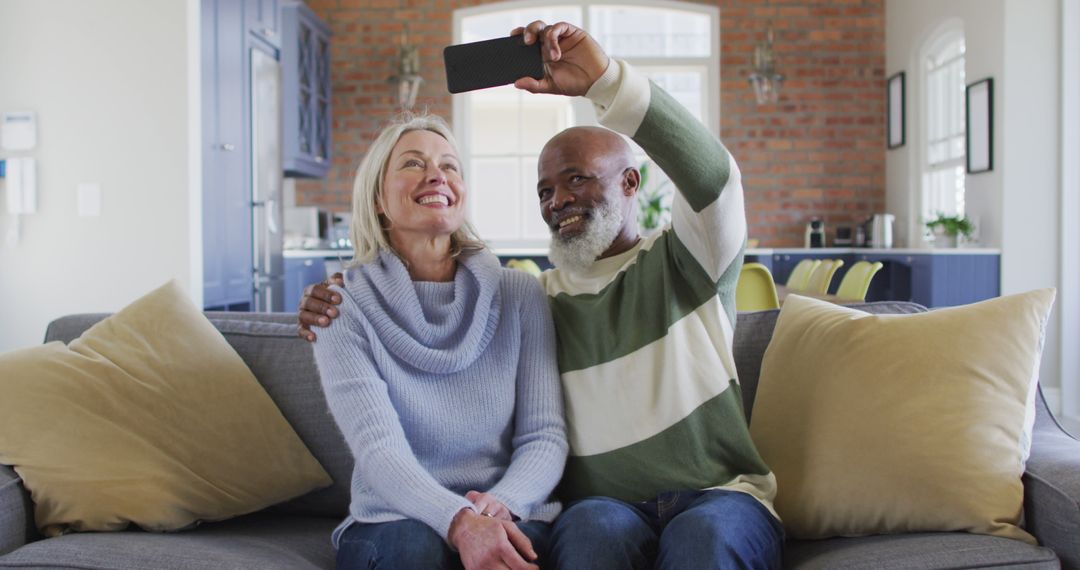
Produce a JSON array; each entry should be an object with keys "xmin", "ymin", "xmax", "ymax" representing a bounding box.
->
[
  {"xmin": 925, "ymin": 213, "xmax": 975, "ymax": 247},
  {"xmin": 638, "ymin": 161, "xmax": 672, "ymax": 233}
]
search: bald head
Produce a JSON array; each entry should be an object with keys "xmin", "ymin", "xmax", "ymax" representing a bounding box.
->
[{"xmin": 540, "ymin": 126, "xmax": 636, "ymax": 170}]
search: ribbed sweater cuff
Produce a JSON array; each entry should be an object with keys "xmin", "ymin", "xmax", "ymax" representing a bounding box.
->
[{"xmin": 586, "ymin": 59, "xmax": 651, "ymax": 136}]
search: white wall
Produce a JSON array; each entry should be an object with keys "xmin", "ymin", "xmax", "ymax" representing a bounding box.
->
[
  {"xmin": 1060, "ymin": 0, "xmax": 1080, "ymax": 426},
  {"xmin": 886, "ymin": 0, "xmax": 1063, "ymax": 398},
  {"xmin": 0, "ymin": 0, "xmax": 200, "ymax": 352}
]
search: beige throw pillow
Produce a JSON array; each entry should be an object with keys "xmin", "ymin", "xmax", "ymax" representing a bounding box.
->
[
  {"xmin": 0, "ymin": 280, "xmax": 331, "ymax": 536},
  {"xmin": 749, "ymin": 290, "xmax": 1055, "ymax": 545}
]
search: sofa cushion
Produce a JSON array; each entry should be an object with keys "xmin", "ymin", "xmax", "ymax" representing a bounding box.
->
[
  {"xmin": 733, "ymin": 301, "xmax": 928, "ymax": 423},
  {"xmin": 44, "ymin": 312, "xmax": 355, "ymax": 519},
  {"xmin": 784, "ymin": 532, "xmax": 1058, "ymax": 569},
  {"xmin": 749, "ymin": 290, "xmax": 1055, "ymax": 544},
  {"xmin": 206, "ymin": 318, "xmax": 354, "ymax": 517},
  {"xmin": 0, "ymin": 513, "xmax": 337, "ymax": 570},
  {"xmin": 0, "ymin": 281, "xmax": 332, "ymax": 536}
]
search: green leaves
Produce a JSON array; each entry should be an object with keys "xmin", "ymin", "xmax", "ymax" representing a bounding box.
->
[
  {"xmin": 638, "ymin": 161, "xmax": 671, "ymax": 231},
  {"xmin": 925, "ymin": 212, "xmax": 975, "ymax": 238}
]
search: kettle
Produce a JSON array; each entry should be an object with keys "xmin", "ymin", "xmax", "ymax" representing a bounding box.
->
[{"xmin": 871, "ymin": 213, "xmax": 895, "ymax": 249}]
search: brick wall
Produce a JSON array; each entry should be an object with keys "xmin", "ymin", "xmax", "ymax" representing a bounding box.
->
[{"xmin": 296, "ymin": 0, "xmax": 885, "ymax": 247}]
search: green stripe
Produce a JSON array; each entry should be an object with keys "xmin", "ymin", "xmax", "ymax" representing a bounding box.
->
[
  {"xmin": 558, "ymin": 382, "xmax": 771, "ymax": 503},
  {"xmin": 635, "ymin": 82, "xmax": 732, "ymax": 213},
  {"xmin": 550, "ymin": 231, "xmax": 722, "ymax": 374}
]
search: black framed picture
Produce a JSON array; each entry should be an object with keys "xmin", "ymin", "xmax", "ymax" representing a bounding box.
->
[
  {"xmin": 966, "ymin": 78, "xmax": 993, "ymax": 173},
  {"xmin": 887, "ymin": 72, "xmax": 905, "ymax": 149}
]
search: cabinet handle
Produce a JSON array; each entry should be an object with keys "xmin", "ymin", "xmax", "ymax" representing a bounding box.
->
[
  {"xmin": 262, "ymin": 28, "xmax": 276, "ymax": 38},
  {"xmin": 220, "ymin": 143, "xmax": 235, "ymax": 151}
]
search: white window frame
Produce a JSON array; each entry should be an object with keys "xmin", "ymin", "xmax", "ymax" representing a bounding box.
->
[
  {"xmin": 918, "ymin": 23, "xmax": 966, "ymax": 228},
  {"xmin": 452, "ymin": 0, "xmax": 721, "ymax": 254}
]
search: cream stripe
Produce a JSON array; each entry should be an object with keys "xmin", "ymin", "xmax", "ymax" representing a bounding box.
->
[
  {"xmin": 671, "ymin": 159, "xmax": 747, "ymax": 283},
  {"xmin": 541, "ymin": 230, "xmax": 664, "ymax": 298},
  {"xmin": 562, "ymin": 295, "xmax": 739, "ymax": 457},
  {"xmin": 706, "ymin": 472, "xmax": 779, "ymax": 520},
  {"xmin": 592, "ymin": 60, "xmax": 651, "ymax": 137}
]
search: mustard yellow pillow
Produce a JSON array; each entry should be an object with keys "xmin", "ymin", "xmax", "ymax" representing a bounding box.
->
[
  {"xmin": 749, "ymin": 290, "xmax": 1055, "ymax": 545},
  {"xmin": 0, "ymin": 280, "xmax": 331, "ymax": 536}
]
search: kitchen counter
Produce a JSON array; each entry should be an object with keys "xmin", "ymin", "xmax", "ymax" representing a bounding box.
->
[
  {"xmin": 284, "ymin": 248, "xmax": 354, "ymax": 259},
  {"xmin": 748, "ymin": 247, "xmax": 1001, "ymax": 256}
]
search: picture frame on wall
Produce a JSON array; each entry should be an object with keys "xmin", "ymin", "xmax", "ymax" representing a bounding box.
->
[
  {"xmin": 966, "ymin": 78, "xmax": 994, "ymax": 173},
  {"xmin": 887, "ymin": 72, "xmax": 905, "ymax": 149}
]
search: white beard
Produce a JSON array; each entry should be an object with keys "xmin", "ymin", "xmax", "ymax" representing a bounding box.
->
[{"xmin": 548, "ymin": 200, "xmax": 625, "ymax": 274}]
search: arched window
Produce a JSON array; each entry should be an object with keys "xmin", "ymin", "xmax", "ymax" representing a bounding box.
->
[
  {"xmin": 452, "ymin": 0, "xmax": 720, "ymax": 251},
  {"xmin": 921, "ymin": 27, "xmax": 966, "ymax": 223}
]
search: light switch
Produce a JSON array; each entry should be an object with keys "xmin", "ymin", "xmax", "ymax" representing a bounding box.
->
[{"xmin": 77, "ymin": 183, "xmax": 101, "ymax": 217}]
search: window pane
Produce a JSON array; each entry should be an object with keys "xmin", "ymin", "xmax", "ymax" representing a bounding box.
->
[
  {"xmin": 461, "ymin": 7, "xmax": 582, "ymax": 43},
  {"xmin": 470, "ymin": 87, "xmax": 522, "ymax": 155},
  {"xmin": 521, "ymin": 94, "xmax": 575, "ymax": 152},
  {"xmin": 520, "ymin": 156, "xmax": 551, "ymax": 240},
  {"xmin": 924, "ymin": 35, "xmax": 966, "ymax": 219},
  {"xmin": 589, "ymin": 6, "xmax": 710, "ymax": 57},
  {"xmin": 470, "ymin": 158, "xmax": 521, "ymax": 240}
]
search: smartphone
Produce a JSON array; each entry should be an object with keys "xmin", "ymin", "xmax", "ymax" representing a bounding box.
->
[{"xmin": 443, "ymin": 35, "xmax": 545, "ymax": 94}]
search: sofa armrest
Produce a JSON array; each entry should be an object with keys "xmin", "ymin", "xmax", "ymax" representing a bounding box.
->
[
  {"xmin": 0, "ymin": 464, "xmax": 35, "ymax": 556},
  {"xmin": 1023, "ymin": 390, "xmax": 1080, "ymax": 569}
]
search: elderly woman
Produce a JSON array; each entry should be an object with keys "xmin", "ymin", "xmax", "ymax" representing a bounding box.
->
[{"xmin": 310, "ymin": 114, "xmax": 567, "ymax": 570}]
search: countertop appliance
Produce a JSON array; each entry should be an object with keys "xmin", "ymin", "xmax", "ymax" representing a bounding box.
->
[
  {"xmin": 805, "ymin": 218, "xmax": 825, "ymax": 248},
  {"xmin": 870, "ymin": 213, "xmax": 895, "ymax": 249},
  {"xmin": 834, "ymin": 225, "xmax": 853, "ymax": 246},
  {"xmin": 251, "ymin": 47, "xmax": 285, "ymax": 312}
]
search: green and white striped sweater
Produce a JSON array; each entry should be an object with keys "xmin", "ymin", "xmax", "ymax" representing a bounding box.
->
[{"xmin": 539, "ymin": 60, "xmax": 777, "ymax": 517}]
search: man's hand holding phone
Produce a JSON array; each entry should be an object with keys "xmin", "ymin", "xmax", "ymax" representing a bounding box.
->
[
  {"xmin": 442, "ymin": 21, "xmax": 609, "ymax": 98},
  {"xmin": 510, "ymin": 21, "xmax": 610, "ymax": 98}
]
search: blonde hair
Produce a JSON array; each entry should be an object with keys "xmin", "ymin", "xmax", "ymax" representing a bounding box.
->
[{"xmin": 348, "ymin": 113, "xmax": 486, "ymax": 267}]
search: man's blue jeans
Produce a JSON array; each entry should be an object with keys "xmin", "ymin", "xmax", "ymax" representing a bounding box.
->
[
  {"xmin": 336, "ymin": 518, "xmax": 552, "ymax": 569},
  {"xmin": 550, "ymin": 490, "xmax": 783, "ymax": 569}
]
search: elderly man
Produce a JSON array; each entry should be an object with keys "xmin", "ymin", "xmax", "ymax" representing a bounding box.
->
[{"xmin": 299, "ymin": 20, "xmax": 782, "ymax": 569}]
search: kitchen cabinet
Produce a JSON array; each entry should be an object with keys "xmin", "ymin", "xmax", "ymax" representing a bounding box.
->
[
  {"xmin": 284, "ymin": 256, "xmax": 328, "ymax": 313},
  {"xmin": 748, "ymin": 249, "xmax": 999, "ymax": 308},
  {"xmin": 845, "ymin": 251, "xmax": 999, "ymax": 307},
  {"xmin": 282, "ymin": 3, "xmax": 332, "ymax": 178},
  {"xmin": 246, "ymin": 0, "xmax": 280, "ymax": 48},
  {"xmin": 202, "ymin": 0, "xmax": 253, "ymax": 310}
]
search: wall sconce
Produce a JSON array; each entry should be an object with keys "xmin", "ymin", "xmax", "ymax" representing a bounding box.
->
[
  {"xmin": 747, "ymin": 26, "xmax": 784, "ymax": 105},
  {"xmin": 389, "ymin": 31, "xmax": 423, "ymax": 110}
]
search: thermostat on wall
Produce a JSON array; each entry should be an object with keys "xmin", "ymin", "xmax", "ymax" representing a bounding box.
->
[{"xmin": 2, "ymin": 111, "xmax": 37, "ymax": 151}]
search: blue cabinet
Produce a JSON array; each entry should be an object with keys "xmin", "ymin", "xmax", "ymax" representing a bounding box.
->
[
  {"xmin": 284, "ymin": 257, "xmax": 329, "ymax": 312},
  {"xmin": 282, "ymin": 3, "xmax": 332, "ymax": 178},
  {"xmin": 847, "ymin": 252, "xmax": 999, "ymax": 308},
  {"xmin": 202, "ymin": 0, "xmax": 253, "ymax": 310}
]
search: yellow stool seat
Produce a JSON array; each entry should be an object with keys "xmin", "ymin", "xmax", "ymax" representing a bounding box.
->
[
  {"xmin": 805, "ymin": 259, "xmax": 845, "ymax": 295},
  {"xmin": 836, "ymin": 261, "xmax": 884, "ymax": 301},
  {"xmin": 737, "ymin": 263, "xmax": 780, "ymax": 311},
  {"xmin": 785, "ymin": 259, "xmax": 820, "ymax": 291}
]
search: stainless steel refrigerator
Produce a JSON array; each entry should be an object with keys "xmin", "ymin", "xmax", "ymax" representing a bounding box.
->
[{"xmin": 250, "ymin": 47, "xmax": 285, "ymax": 312}]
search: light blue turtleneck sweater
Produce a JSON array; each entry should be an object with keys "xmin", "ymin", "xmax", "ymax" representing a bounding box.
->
[{"xmin": 313, "ymin": 249, "xmax": 567, "ymax": 545}]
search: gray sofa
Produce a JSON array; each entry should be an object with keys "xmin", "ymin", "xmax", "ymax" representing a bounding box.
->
[{"xmin": 2, "ymin": 302, "xmax": 1078, "ymax": 569}]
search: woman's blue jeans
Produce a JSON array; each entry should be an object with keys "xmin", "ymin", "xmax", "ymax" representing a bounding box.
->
[
  {"xmin": 336, "ymin": 518, "xmax": 552, "ymax": 569},
  {"xmin": 549, "ymin": 489, "xmax": 783, "ymax": 569}
]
